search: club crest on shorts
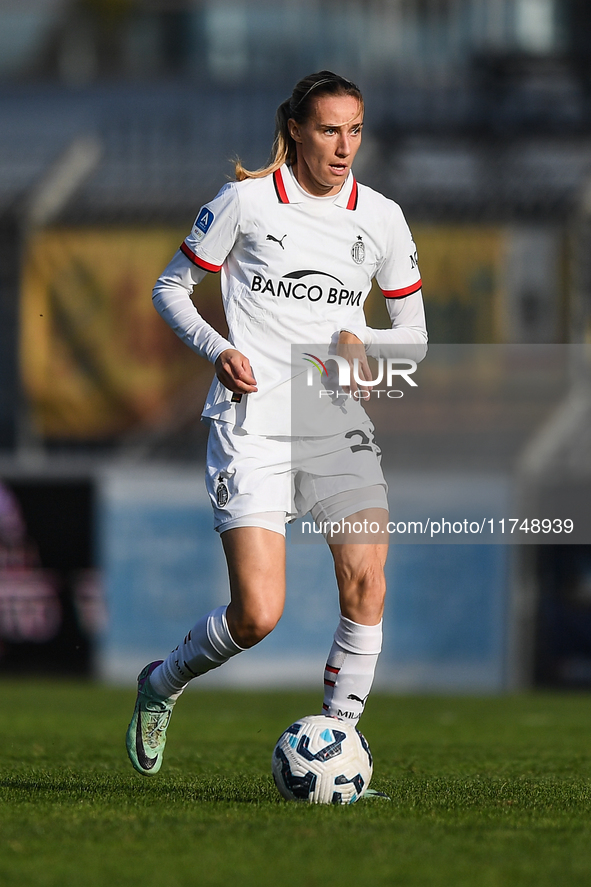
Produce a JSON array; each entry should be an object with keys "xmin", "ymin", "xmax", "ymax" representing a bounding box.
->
[
  {"xmin": 216, "ymin": 475, "xmax": 229, "ymax": 508},
  {"xmin": 351, "ymin": 235, "xmax": 365, "ymax": 265}
]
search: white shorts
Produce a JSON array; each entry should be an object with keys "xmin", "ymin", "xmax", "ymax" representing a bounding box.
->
[{"xmin": 205, "ymin": 419, "xmax": 388, "ymax": 536}]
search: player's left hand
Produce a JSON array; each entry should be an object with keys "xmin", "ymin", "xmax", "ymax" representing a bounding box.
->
[{"xmin": 336, "ymin": 330, "xmax": 371, "ymax": 395}]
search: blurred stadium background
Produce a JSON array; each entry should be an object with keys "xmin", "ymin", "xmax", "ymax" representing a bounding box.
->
[{"xmin": 1, "ymin": 0, "xmax": 591, "ymax": 692}]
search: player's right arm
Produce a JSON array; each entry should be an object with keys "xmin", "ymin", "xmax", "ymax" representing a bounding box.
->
[
  {"xmin": 151, "ymin": 183, "xmax": 257, "ymax": 394},
  {"xmin": 152, "ymin": 250, "xmax": 231, "ymax": 364},
  {"xmin": 152, "ymin": 253, "xmax": 257, "ymax": 394},
  {"xmin": 214, "ymin": 349, "xmax": 257, "ymax": 394}
]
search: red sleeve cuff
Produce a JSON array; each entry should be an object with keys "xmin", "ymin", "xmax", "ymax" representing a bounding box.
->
[
  {"xmin": 180, "ymin": 242, "xmax": 222, "ymax": 273},
  {"xmin": 382, "ymin": 279, "xmax": 422, "ymax": 299}
]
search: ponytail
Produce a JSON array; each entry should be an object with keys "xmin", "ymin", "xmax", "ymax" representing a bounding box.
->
[
  {"xmin": 234, "ymin": 71, "xmax": 363, "ymax": 181},
  {"xmin": 234, "ymin": 99, "xmax": 295, "ymax": 181}
]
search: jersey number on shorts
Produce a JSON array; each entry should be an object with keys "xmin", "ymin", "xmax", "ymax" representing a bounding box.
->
[{"xmin": 345, "ymin": 429, "xmax": 374, "ymax": 454}]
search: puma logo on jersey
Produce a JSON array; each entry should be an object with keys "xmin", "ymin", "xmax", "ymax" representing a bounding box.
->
[{"xmin": 266, "ymin": 234, "xmax": 287, "ymax": 249}]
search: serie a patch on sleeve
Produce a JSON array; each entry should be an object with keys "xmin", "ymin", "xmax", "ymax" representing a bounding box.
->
[{"xmin": 192, "ymin": 206, "xmax": 215, "ymax": 242}]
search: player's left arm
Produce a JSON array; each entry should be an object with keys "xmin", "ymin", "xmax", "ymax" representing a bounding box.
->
[
  {"xmin": 336, "ymin": 288, "xmax": 427, "ymax": 391},
  {"xmin": 340, "ymin": 202, "xmax": 427, "ymax": 360},
  {"xmin": 378, "ymin": 287, "xmax": 427, "ymax": 350},
  {"xmin": 338, "ymin": 291, "xmax": 427, "ymax": 365}
]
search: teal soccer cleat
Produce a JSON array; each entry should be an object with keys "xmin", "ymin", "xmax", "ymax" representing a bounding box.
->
[{"xmin": 126, "ymin": 661, "xmax": 176, "ymax": 776}]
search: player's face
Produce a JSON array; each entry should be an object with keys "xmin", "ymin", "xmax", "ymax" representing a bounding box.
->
[{"xmin": 288, "ymin": 94, "xmax": 363, "ymax": 197}]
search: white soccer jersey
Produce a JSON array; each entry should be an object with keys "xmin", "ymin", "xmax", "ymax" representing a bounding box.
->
[{"xmin": 154, "ymin": 163, "xmax": 426, "ymax": 435}]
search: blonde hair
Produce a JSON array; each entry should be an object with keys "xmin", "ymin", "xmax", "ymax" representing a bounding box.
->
[{"xmin": 234, "ymin": 71, "xmax": 364, "ymax": 181}]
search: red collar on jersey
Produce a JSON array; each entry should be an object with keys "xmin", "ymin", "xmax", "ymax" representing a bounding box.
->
[
  {"xmin": 273, "ymin": 167, "xmax": 358, "ymax": 210},
  {"xmin": 273, "ymin": 168, "xmax": 290, "ymax": 204}
]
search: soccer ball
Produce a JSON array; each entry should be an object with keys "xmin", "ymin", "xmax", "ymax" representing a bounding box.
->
[{"xmin": 272, "ymin": 714, "xmax": 373, "ymax": 805}]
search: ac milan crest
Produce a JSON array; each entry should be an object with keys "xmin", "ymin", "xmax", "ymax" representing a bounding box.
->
[
  {"xmin": 216, "ymin": 477, "xmax": 229, "ymax": 508},
  {"xmin": 351, "ymin": 236, "xmax": 365, "ymax": 264}
]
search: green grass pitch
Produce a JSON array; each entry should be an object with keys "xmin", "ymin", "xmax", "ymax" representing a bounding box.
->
[{"xmin": 2, "ymin": 681, "xmax": 591, "ymax": 886}]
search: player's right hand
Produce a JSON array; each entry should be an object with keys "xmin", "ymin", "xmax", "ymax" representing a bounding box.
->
[{"xmin": 215, "ymin": 349, "xmax": 258, "ymax": 394}]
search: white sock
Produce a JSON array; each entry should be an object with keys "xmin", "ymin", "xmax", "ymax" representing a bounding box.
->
[
  {"xmin": 322, "ymin": 616, "xmax": 382, "ymax": 723},
  {"xmin": 149, "ymin": 605, "xmax": 245, "ymax": 698}
]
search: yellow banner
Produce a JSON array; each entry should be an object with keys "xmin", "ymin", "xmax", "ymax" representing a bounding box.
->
[
  {"xmin": 21, "ymin": 227, "xmax": 222, "ymax": 440},
  {"xmin": 413, "ymin": 225, "xmax": 505, "ymax": 344}
]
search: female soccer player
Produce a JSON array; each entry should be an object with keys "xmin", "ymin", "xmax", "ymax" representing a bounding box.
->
[{"xmin": 126, "ymin": 71, "xmax": 427, "ymax": 775}]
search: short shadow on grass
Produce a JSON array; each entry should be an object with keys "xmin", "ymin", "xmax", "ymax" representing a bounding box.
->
[{"xmin": 0, "ymin": 773, "xmax": 281, "ymax": 805}]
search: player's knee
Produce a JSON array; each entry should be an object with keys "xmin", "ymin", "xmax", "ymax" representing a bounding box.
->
[
  {"xmin": 228, "ymin": 607, "xmax": 282, "ymax": 648},
  {"xmin": 337, "ymin": 559, "xmax": 385, "ymax": 597},
  {"xmin": 336, "ymin": 559, "xmax": 386, "ymax": 621}
]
